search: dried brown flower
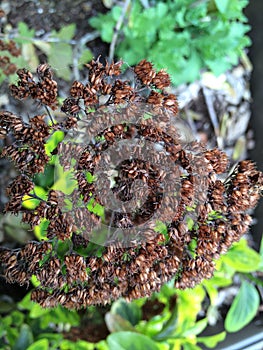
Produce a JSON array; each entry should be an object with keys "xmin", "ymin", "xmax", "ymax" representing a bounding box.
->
[{"xmin": 0, "ymin": 58, "xmax": 262, "ymax": 309}]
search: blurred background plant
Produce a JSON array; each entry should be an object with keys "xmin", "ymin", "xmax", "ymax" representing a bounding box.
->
[
  {"xmin": 0, "ymin": 236, "xmax": 262, "ymax": 349},
  {"xmin": 1, "ymin": 1, "xmax": 262, "ymax": 349},
  {"xmin": 90, "ymin": 0, "xmax": 251, "ymax": 85}
]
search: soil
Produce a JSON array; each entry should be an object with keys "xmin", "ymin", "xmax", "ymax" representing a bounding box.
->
[{"xmin": 6, "ymin": 0, "xmax": 108, "ymax": 56}]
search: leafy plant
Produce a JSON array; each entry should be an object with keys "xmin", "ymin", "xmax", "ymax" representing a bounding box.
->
[
  {"xmin": 0, "ymin": 21, "xmax": 92, "ymax": 83},
  {"xmin": 0, "ymin": 236, "xmax": 262, "ymax": 349},
  {"xmin": 103, "ymin": 237, "xmax": 263, "ymax": 349},
  {"xmin": 90, "ymin": 0, "xmax": 251, "ymax": 85}
]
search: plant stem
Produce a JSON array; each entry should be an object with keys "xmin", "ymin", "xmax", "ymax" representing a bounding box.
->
[{"xmin": 109, "ymin": 0, "xmax": 131, "ymax": 61}]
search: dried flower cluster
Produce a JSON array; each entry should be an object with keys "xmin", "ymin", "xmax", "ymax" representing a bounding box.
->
[
  {"xmin": 0, "ymin": 39, "xmax": 21, "ymax": 77},
  {"xmin": 0, "ymin": 58, "xmax": 262, "ymax": 309}
]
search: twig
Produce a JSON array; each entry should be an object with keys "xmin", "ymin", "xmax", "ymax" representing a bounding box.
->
[
  {"xmin": 0, "ymin": 31, "xmax": 100, "ymax": 46},
  {"xmin": 109, "ymin": 0, "xmax": 131, "ymax": 61},
  {"xmin": 44, "ymin": 105, "xmax": 55, "ymax": 126},
  {"xmin": 71, "ymin": 31, "xmax": 100, "ymax": 81}
]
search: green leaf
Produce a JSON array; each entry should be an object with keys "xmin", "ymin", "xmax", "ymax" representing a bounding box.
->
[
  {"xmin": 52, "ymin": 167, "xmax": 78, "ymax": 194},
  {"xmin": 13, "ymin": 324, "xmax": 33, "ymax": 350},
  {"xmin": 105, "ymin": 313, "xmax": 136, "ymax": 333},
  {"xmin": 48, "ymin": 42, "xmax": 72, "ymax": 80},
  {"xmin": 11, "ymin": 311, "xmax": 25, "ymax": 327},
  {"xmin": 101, "ymin": 22, "xmax": 115, "ymax": 43},
  {"xmin": 182, "ymin": 318, "xmax": 208, "ymax": 337},
  {"xmin": 29, "ymin": 302, "xmax": 50, "ymax": 318},
  {"xmin": 16, "ymin": 22, "xmax": 35, "ymax": 43},
  {"xmin": 110, "ymin": 298, "xmax": 142, "ymax": 326},
  {"xmin": 36, "ymin": 333, "xmax": 63, "ymax": 342},
  {"xmin": 197, "ymin": 331, "xmax": 226, "ymax": 348},
  {"xmin": 259, "ymin": 235, "xmax": 263, "ymax": 271},
  {"xmin": 225, "ymin": 280, "xmax": 260, "ymax": 332},
  {"xmin": 107, "ymin": 332, "xmax": 159, "ymax": 350},
  {"xmin": 55, "ymin": 24, "xmax": 76, "ymax": 40},
  {"xmin": 45, "ymin": 130, "xmax": 65, "ymax": 155},
  {"xmin": 153, "ymin": 304, "xmax": 178, "ymax": 340},
  {"xmin": 78, "ymin": 49, "xmax": 93, "ymax": 66},
  {"xmin": 203, "ymin": 281, "xmax": 218, "ymax": 305},
  {"xmin": 6, "ymin": 327, "xmax": 19, "ymax": 347},
  {"xmin": 182, "ymin": 342, "xmax": 202, "ymax": 350},
  {"xmin": 21, "ymin": 43, "xmax": 39, "ymax": 70},
  {"xmin": 27, "ymin": 339, "xmax": 49, "ymax": 350},
  {"xmin": 18, "ymin": 293, "xmax": 33, "ymax": 310},
  {"xmin": 222, "ymin": 239, "xmax": 261, "ymax": 272},
  {"xmin": 33, "ymin": 40, "xmax": 51, "ymax": 55},
  {"xmin": 112, "ymin": 6, "xmax": 122, "ymax": 21},
  {"xmin": 61, "ymin": 339, "xmax": 98, "ymax": 349},
  {"xmin": 214, "ymin": 0, "xmax": 230, "ymax": 14},
  {"xmin": 172, "ymin": 50, "xmax": 201, "ymax": 84}
]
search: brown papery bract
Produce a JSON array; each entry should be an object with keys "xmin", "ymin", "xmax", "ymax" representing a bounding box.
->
[{"xmin": 0, "ymin": 58, "xmax": 262, "ymax": 308}]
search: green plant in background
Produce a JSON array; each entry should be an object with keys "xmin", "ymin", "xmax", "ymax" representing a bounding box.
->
[
  {"xmin": 0, "ymin": 22, "xmax": 93, "ymax": 83},
  {"xmin": 90, "ymin": 0, "xmax": 251, "ymax": 85},
  {"xmin": 1, "ymin": 236, "xmax": 262, "ymax": 349}
]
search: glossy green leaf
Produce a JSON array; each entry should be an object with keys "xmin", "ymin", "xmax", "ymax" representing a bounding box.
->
[
  {"xmin": 36, "ymin": 333, "xmax": 63, "ymax": 342},
  {"xmin": 197, "ymin": 331, "xmax": 226, "ymax": 348},
  {"xmin": 101, "ymin": 22, "xmax": 115, "ymax": 43},
  {"xmin": 60, "ymin": 339, "xmax": 95, "ymax": 350},
  {"xmin": 153, "ymin": 305, "xmax": 178, "ymax": 340},
  {"xmin": 182, "ymin": 318, "xmax": 208, "ymax": 337},
  {"xmin": 110, "ymin": 298, "xmax": 142, "ymax": 326},
  {"xmin": 105, "ymin": 313, "xmax": 136, "ymax": 333},
  {"xmin": 27, "ymin": 339, "xmax": 49, "ymax": 350},
  {"xmin": 222, "ymin": 239, "xmax": 261, "ymax": 272},
  {"xmin": 6, "ymin": 327, "xmax": 19, "ymax": 347},
  {"xmin": 107, "ymin": 331, "xmax": 159, "ymax": 350},
  {"xmin": 225, "ymin": 280, "xmax": 260, "ymax": 332},
  {"xmin": 13, "ymin": 324, "xmax": 33, "ymax": 350}
]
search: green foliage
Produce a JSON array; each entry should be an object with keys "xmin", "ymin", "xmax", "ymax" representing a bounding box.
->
[
  {"xmin": 48, "ymin": 24, "xmax": 76, "ymax": 80},
  {"xmin": 102, "ymin": 237, "xmax": 263, "ymax": 349},
  {"xmin": 107, "ymin": 332, "xmax": 160, "ymax": 350},
  {"xmin": 225, "ymin": 280, "xmax": 260, "ymax": 332},
  {"xmin": 0, "ymin": 237, "xmax": 262, "ymax": 349},
  {"xmin": 90, "ymin": 0, "xmax": 251, "ymax": 85},
  {"xmin": 221, "ymin": 238, "xmax": 262, "ymax": 272},
  {"xmin": 0, "ymin": 293, "xmax": 84, "ymax": 350},
  {"xmin": 15, "ymin": 22, "xmax": 77, "ymax": 80},
  {"xmin": 0, "ymin": 22, "xmax": 92, "ymax": 83}
]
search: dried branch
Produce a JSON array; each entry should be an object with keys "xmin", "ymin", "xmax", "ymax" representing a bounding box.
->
[{"xmin": 109, "ymin": 0, "xmax": 131, "ymax": 61}]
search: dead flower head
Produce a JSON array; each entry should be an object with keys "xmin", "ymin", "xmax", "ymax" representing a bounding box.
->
[{"xmin": 0, "ymin": 58, "xmax": 262, "ymax": 308}]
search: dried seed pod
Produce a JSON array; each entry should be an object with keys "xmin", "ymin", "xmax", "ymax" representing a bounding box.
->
[{"xmin": 0, "ymin": 58, "xmax": 262, "ymax": 309}]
